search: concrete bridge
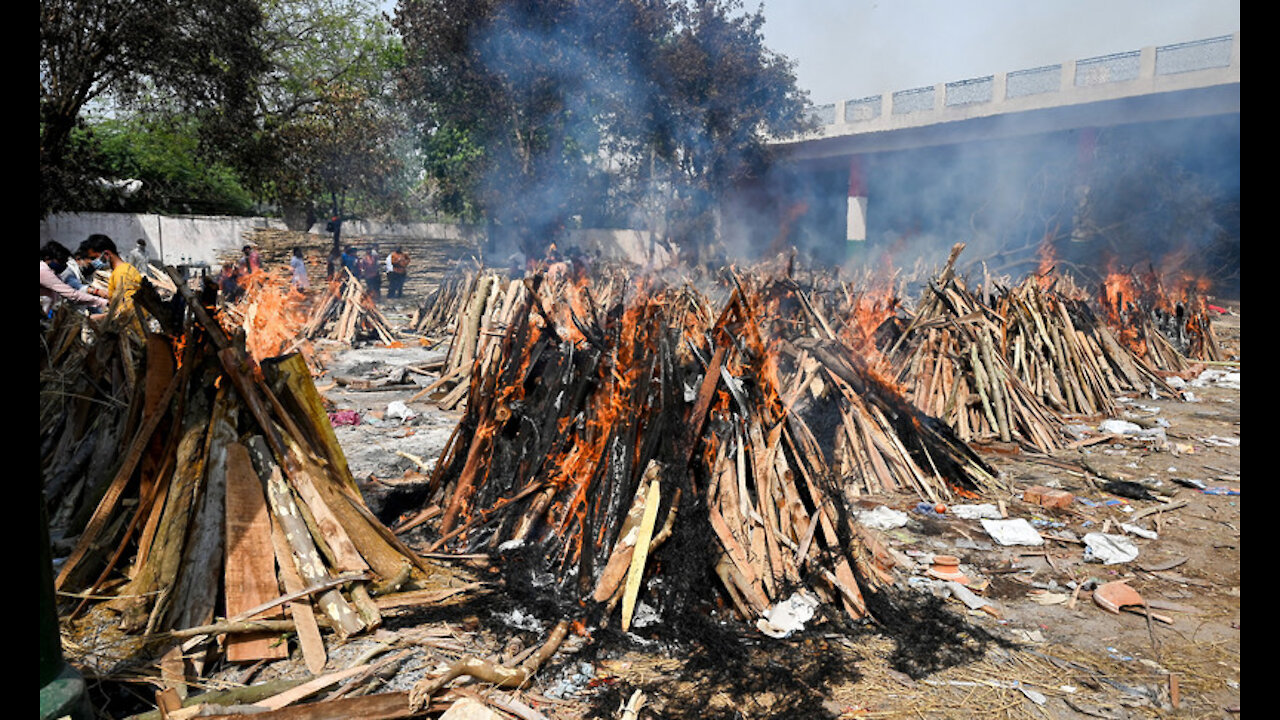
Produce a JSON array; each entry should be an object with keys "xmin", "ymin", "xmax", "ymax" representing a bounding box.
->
[{"xmin": 740, "ymin": 33, "xmax": 1240, "ymax": 275}]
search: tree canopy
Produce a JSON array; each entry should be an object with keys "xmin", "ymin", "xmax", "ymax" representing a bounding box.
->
[
  {"xmin": 39, "ymin": 0, "xmax": 267, "ymax": 217},
  {"xmin": 395, "ymin": 0, "xmax": 812, "ymax": 257}
]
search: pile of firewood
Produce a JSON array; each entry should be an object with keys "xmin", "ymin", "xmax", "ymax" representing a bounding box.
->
[
  {"xmin": 301, "ymin": 269, "xmax": 398, "ymax": 345},
  {"xmin": 404, "ymin": 266, "xmax": 1001, "ymax": 640},
  {"xmin": 51, "ymin": 270, "xmax": 455, "ymax": 682}
]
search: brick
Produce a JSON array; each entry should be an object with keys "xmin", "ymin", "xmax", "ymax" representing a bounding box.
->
[{"xmin": 1023, "ymin": 485, "xmax": 1074, "ymax": 509}]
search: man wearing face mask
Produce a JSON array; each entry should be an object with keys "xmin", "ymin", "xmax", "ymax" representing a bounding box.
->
[
  {"xmin": 40, "ymin": 241, "xmax": 108, "ymax": 317},
  {"xmin": 83, "ymin": 234, "xmax": 144, "ymax": 336}
]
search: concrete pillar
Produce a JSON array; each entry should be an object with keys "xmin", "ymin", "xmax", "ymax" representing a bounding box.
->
[
  {"xmin": 1070, "ymin": 127, "xmax": 1098, "ymax": 242},
  {"xmin": 1139, "ymin": 46, "xmax": 1156, "ymax": 80},
  {"xmin": 847, "ymin": 156, "xmax": 868, "ymax": 243}
]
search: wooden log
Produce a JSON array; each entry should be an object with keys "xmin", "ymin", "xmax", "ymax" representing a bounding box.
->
[
  {"xmin": 108, "ymin": 388, "xmax": 213, "ymax": 633},
  {"xmin": 263, "ymin": 353, "xmax": 359, "ymax": 496},
  {"xmin": 223, "ymin": 442, "xmax": 289, "ymax": 662},
  {"xmin": 246, "ymin": 436, "xmax": 366, "ymax": 639},
  {"xmin": 269, "ymin": 514, "xmax": 328, "ymax": 674},
  {"xmin": 55, "ymin": 367, "xmax": 184, "ymax": 592}
]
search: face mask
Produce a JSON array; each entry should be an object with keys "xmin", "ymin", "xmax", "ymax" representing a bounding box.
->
[{"xmin": 91, "ymin": 257, "xmax": 108, "ymax": 270}]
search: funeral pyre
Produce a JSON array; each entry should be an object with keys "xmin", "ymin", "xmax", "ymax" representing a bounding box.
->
[{"xmin": 41, "ymin": 268, "xmax": 465, "ymax": 692}]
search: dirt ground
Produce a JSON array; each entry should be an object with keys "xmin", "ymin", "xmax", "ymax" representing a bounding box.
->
[{"xmin": 292, "ymin": 295, "xmax": 1240, "ymax": 720}]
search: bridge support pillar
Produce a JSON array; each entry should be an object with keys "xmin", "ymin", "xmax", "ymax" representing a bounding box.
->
[{"xmin": 847, "ymin": 156, "xmax": 867, "ymax": 243}]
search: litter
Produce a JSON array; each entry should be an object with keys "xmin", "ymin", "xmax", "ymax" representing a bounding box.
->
[
  {"xmin": 949, "ymin": 503, "xmax": 1003, "ymax": 520},
  {"xmin": 980, "ymin": 518, "xmax": 1044, "ymax": 546},
  {"xmin": 328, "ymin": 409, "xmax": 362, "ymax": 426},
  {"xmin": 1120, "ymin": 523, "xmax": 1158, "ymax": 540},
  {"xmin": 756, "ymin": 590, "xmax": 821, "ymax": 638},
  {"xmin": 386, "ymin": 400, "xmax": 418, "ymax": 421},
  {"xmin": 854, "ymin": 505, "xmax": 910, "ymax": 530},
  {"xmin": 1202, "ymin": 487, "xmax": 1240, "ymax": 496},
  {"xmin": 1098, "ymin": 419, "xmax": 1143, "ymax": 434},
  {"xmin": 1082, "ymin": 533, "xmax": 1140, "ymax": 564}
]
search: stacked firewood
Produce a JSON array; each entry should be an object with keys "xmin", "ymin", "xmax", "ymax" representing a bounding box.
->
[
  {"xmin": 409, "ymin": 268, "xmax": 523, "ymax": 409},
  {"xmin": 407, "ymin": 266, "xmax": 1001, "ymax": 637},
  {"xmin": 301, "ymin": 269, "xmax": 398, "ymax": 345},
  {"xmin": 51, "ymin": 269, "xmax": 452, "ymax": 680},
  {"xmin": 41, "ymin": 306, "xmax": 141, "ymax": 535},
  {"xmin": 994, "ymin": 275, "xmax": 1174, "ymax": 413}
]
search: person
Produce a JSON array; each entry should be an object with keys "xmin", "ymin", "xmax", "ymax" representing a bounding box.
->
[
  {"xmin": 219, "ymin": 262, "xmax": 243, "ymax": 302},
  {"xmin": 341, "ymin": 245, "xmax": 359, "ymax": 277},
  {"xmin": 387, "ymin": 246, "xmax": 410, "ymax": 298},
  {"xmin": 241, "ymin": 243, "xmax": 262, "ymax": 274},
  {"xmin": 58, "ymin": 246, "xmax": 87, "ymax": 290},
  {"xmin": 126, "ymin": 239, "xmax": 152, "ymax": 270},
  {"xmin": 326, "ymin": 246, "xmax": 342, "ymax": 281},
  {"xmin": 40, "ymin": 241, "xmax": 108, "ymax": 316},
  {"xmin": 290, "ymin": 247, "xmax": 310, "ymax": 291},
  {"xmin": 82, "ymin": 234, "xmax": 144, "ymax": 336},
  {"xmin": 357, "ymin": 245, "xmax": 382, "ymax": 301}
]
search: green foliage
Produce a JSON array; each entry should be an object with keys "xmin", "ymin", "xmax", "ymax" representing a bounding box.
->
[
  {"xmin": 234, "ymin": 0, "xmax": 418, "ymax": 228},
  {"xmin": 40, "ymin": 0, "xmax": 267, "ymax": 217},
  {"xmin": 88, "ymin": 117, "xmax": 257, "ymax": 215},
  {"xmin": 395, "ymin": 0, "xmax": 812, "ymax": 255}
]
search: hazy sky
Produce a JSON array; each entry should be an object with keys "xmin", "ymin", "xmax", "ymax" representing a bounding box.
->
[{"xmin": 743, "ymin": 0, "xmax": 1241, "ymax": 105}]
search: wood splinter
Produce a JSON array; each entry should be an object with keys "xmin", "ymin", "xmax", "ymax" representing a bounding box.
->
[{"xmin": 407, "ymin": 619, "xmax": 572, "ymax": 712}]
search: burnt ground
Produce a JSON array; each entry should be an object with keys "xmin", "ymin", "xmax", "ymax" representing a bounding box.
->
[{"xmin": 291, "ymin": 295, "xmax": 1240, "ymax": 720}]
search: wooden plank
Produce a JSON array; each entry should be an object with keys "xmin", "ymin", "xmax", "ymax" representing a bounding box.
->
[
  {"xmin": 264, "ymin": 354, "xmax": 360, "ymax": 496},
  {"xmin": 223, "ymin": 443, "xmax": 289, "ymax": 662},
  {"xmin": 251, "ymin": 664, "xmax": 371, "ymax": 711},
  {"xmin": 270, "ymin": 519, "xmax": 327, "ymax": 674},
  {"xmin": 621, "ymin": 479, "xmax": 661, "ymax": 632}
]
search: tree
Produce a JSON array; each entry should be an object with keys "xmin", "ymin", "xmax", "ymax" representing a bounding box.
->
[
  {"xmin": 648, "ymin": 0, "xmax": 813, "ymax": 254},
  {"xmin": 39, "ymin": 0, "xmax": 266, "ymax": 217},
  {"xmin": 394, "ymin": 0, "xmax": 811, "ymax": 258},
  {"xmin": 75, "ymin": 116, "xmax": 257, "ymax": 215},
  {"xmin": 233, "ymin": 0, "xmax": 416, "ymax": 240}
]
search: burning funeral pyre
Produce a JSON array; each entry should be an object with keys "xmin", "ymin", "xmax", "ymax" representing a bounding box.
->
[
  {"xmin": 42, "ymin": 268, "xmax": 465, "ymax": 687},
  {"xmin": 41, "ymin": 236, "xmax": 1232, "ymax": 715}
]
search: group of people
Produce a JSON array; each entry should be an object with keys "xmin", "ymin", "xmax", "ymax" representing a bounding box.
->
[
  {"xmin": 327, "ymin": 243, "xmax": 411, "ymax": 302},
  {"xmin": 39, "ymin": 234, "xmax": 147, "ymax": 338}
]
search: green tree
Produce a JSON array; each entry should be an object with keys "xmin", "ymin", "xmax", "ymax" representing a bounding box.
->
[
  {"xmin": 649, "ymin": 0, "xmax": 813, "ymax": 254},
  {"xmin": 235, "ymin": 0, "xmax": 416, "ymax": 241},
  {"xmin": 39, "ymin": 0, "xmax": 266, "ymax": 217},
  {"xmin": 394, "ymin": 0, "xmax": 811, "ymax": 258},
  {"xmin": 81, "ymin": 116, "xmax": 257, "ymax": 215}
]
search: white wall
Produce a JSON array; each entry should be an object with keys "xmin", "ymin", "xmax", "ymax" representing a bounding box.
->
[
  {"xmin": 40, "ymin": 212, "xmax": 289, "ymax": 267},
  {"xmin": 40, "ymin": 211, "xmax": 671, "ymax": 268}
]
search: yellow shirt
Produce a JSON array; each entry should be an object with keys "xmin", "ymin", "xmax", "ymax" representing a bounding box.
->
[{"xmin": 107, "ymin": 261, "xmax": 144, "ymax": 335}]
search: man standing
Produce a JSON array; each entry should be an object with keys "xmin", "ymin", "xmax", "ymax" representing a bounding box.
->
[
  {"xmin": 387, "ymin": 246, "xmax": 410, "ymax": 298},
  {"xmin": 126, "ymin": 239, "xmax": 152, "ymax": 270},
  {"xmin": 83, "ymin": 234, "xmax": 144, "ymax": 338},
  {"xmin": 241, "ymin": 243, "xmax": 262, "ymax": 274}
]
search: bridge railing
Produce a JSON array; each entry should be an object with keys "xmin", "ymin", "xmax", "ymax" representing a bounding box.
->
[{"xmin": 804, "ymin": 32, "xmax": 1238, "ymax": 129}]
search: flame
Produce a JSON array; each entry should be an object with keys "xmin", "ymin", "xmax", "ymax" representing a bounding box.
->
[
  {"xmin": 1035, "ymin": 236, "xmax": 1057, "ymax": 289},
  {"xmin": 217, "ymin": 266, "xmax": 314, "ymax": 364}
]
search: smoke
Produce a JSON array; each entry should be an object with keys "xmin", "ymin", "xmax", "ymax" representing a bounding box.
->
[{"xmin": 718, "ymin": 109, "xmax": 1238, "ymax": 296}]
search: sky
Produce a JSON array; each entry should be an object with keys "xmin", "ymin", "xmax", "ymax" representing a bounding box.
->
[{"xmin": 741, "ymin": 0, "xmax": 1241, "ymax": 106}]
